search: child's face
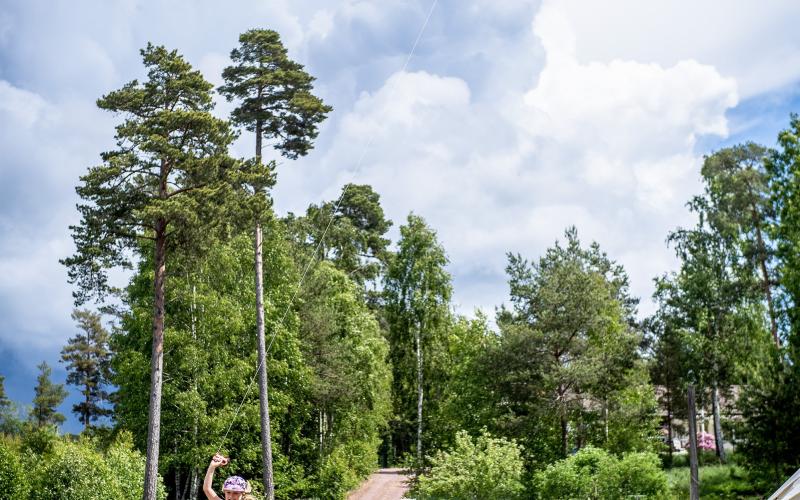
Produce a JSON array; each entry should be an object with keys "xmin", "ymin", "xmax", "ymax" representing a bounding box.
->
[{"xmin": 224, "ymin": 492, "xmax": 244, "ymax": 500}]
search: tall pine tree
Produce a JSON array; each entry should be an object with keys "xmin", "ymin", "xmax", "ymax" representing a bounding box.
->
[
  {"xmin": 62, "ymin": 44, "xmax": 236, "ymax": 499},
  {"xmin": 219, "ymin": 28, "xmax": 331, "ymax": 500}
]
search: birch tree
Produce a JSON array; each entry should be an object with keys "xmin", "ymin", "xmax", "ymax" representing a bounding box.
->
[{"xmin": 384, "ymin": 214, "xmax": 452, "ymax": 466}]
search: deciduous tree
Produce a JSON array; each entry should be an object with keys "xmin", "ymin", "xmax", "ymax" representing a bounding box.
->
[{"xmin": 384, "ymin": 214, "xmax": 452, "ymax": 465}]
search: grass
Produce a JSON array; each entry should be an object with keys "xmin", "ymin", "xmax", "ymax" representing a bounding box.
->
[{"xmin": 665, "ymin": 463, "xmax": 766, "ymax": 499}]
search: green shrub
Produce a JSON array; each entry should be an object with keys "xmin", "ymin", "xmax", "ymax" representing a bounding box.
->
[
  {"xmin": 29, "ymin": 440, "xmax": 125, "ymax": 499},
  {"xmin": 20, "ymin": 423, "xmax": 58, "ymax": 455},
  {"xmin": 535, "ymin": 446, "xmax": 668, "ymax": 499},
  {"xmin": 666, "ymin": 464, "xmax": 766, "ymax": 498},
  {"xmin": 105, "ymin": 431, "xmax": 167, "ymax": 500},
  {"xmin": 535, "ymin": 446, "xmax": 610, "ymax": 498},
  {"xmin": 596, "ymin": 451, "xmax": 668, "ymax": 498},
  {"xmin": 417, "ymin": 430, "xmax": 525, "ymax": 500},
  {"xmin": 0, "ymin": 438, "xmax": 28, "ymax": 496}
]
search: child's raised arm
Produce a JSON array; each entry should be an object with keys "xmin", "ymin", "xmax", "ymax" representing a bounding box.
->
[{"xmin": 203, "ymin": 453, "xmax": 229, "ymax": 500}]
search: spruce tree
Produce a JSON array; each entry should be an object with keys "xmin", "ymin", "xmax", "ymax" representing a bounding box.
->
[
  {"xmin": 219, "ymin": 29, "xmax": 331, "ymax": 499},
  {"xmin": 30, "ymin": 362, "xmax": 68, "ymax": 428},
  {"xmin": 61, "ymin": 309, "xmax": 113, "ymax": 431},
  {"xmin": 61, "ymin": 43, "xmax": 236, "ymax": 499}
]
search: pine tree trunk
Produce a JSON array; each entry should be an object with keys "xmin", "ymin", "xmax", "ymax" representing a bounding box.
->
[
  {"xmin": 688, "ymin": 385, "xmax": 700, "ymax": 500},
  {"xmin": 712, "ymin": 384, "xmax": 727, "ymax": 463},
  {"xmin": 416, "ymin": 324, "xmax": 423, "ymax": 467},
  {"xmin": 143, "ymin": 219, "xmax": 167, "ymax": 500},
  {"xmin": 255, "ymin": 219, "xmax": 275, "ymax": 500},
  {"xmin": 560, "ymin": 413, "xmax": 568, "ymax": 457}
]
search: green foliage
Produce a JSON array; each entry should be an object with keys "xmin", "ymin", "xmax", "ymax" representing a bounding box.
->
[
  {"xmin": 106, "ymin": 431, "xmax": 151, "ymax": 500},
  {"xmin": 417, "ymin": 430, "xmax": 525, "ymax": 500},
  {"xmin": 665, "ymin": 463, "xmax": 765, "ymax": 499},
  {"xmin": 0, "ymin": 438, "xmax": 28, "ymax": 496},
  {"xmin": 30, "ymin": 361, "xmax": 68, "ymax": 428},
  {"xmin": 299, "ymin": 262, "xmax": 392, "ymax": 498},
  {"xmin": 0, "ymin": 375, "xmax": 22, "ymax": 435},
  {"xmin": 61, "ymin": 309, "xmax": 113, "ymax": 430},
  {"xmin": 696, "ymin": 143, "xmax": 778, "ymax": 344},
  {"xmin": 484, "ymin": 227, "xmax": 656, "ymax": 467},
  {"xmin": 384, "ymin": 214, "xmax": 453, "ymax": 461},
  {"xmin": 736, "ymin": 343, "xmax": 800, "ymax": 484},
  {"xmin": 113, "ymin": 224, "xmax": 390, "ymax": 499},
  {"xmin": 62, "ymin": 43, "xmax": 237, "ymax": 304},
  {"xmin": 112, "ymin": 227, "xmax": 313, "ymax": 498},
  {"xmin": 767, "ymin": 114, "xmax": 800, "ymax": 333},
  {"xmin": 534, "ymin": 446, "xmax": 668, "ymax": 499},
  {"xmin": 427, "ymin": 314, "xmax": 499, "ymax": 452},
  {"xmin": 27, "ymin": 437, "xmax": 166, "ymax": 500},
  {"xmin": 287, "ymin": 183, "xmax": 392, "ymax": 294},
  {"xmin": 219, "ymin": 29, "xmax": 332, "ymax": 160}
]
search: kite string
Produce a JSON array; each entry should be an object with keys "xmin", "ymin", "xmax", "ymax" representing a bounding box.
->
[{"xmin": 216, "ymin": 0, "xmax": 439, "ymax": 452}]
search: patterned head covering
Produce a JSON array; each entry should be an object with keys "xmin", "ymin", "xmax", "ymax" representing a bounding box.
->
[{"xmin": 223, "ymin": 476, "xmax": 248, "ymax": 492}]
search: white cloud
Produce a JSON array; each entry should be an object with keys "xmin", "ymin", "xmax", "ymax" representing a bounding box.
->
[
  {"xmin": 1, "ymin": 0, "xmax": 797, "ymax": 375},
  {"xmin": 274, "ymin": 0, "xmax": 741, "ymax": 321},
  {"xmin": 0, "ymin": 81, "xmax": 51, "ymax": 128},
  {"xmin": 549, "ymin": 0, "xmax": 800, "ymax": 98}
]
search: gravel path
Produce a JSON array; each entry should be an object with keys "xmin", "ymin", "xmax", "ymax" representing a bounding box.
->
[{"xmin": 347, "ymin": 468, "xmax": 411, "ymax": 500}]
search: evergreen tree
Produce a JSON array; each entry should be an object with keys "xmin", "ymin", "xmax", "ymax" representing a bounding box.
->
[
  {"xmin": 737, "ymin": 114, "xmax": 800, "ymax": 481},
  {"xmin": 61, "ymin": 44, "xmax": 236, "ymax": 499},
  {"xmin": 61, "ymin": 309, "xmax": 113, "ymax": 431},
  {"xmin": 30, "ymin": 361, "xmax": 68, "ymax": 428},
  {"xmin": 694, "ymin": 144, "xmax": 779, "ymax": 346},
  {"xmin": 288, "ymin": 184, "xmax": 392, "ymax": 298},
  {"xmin": 219, "ymin": 28, "xmax": 331, "ymax": 500},
  {"xmin": 487, "ymin": 228, "xmax": 654, "ymax": 467},
  {"xmin": 0, "ymin": 375, "xmax": 21, "ymax": 435}
]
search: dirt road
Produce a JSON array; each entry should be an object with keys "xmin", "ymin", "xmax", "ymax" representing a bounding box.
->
[{"xmin": 347, "ymin": 468, "xmax": 411, "ymax": 500}]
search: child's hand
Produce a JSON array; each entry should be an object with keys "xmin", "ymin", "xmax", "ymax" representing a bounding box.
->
[{"xmin": 210, "ymin": 453, "xmax": 229, "ymax": 468}]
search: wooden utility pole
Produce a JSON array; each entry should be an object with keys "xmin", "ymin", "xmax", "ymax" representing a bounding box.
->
[{"xmin": 688, "ymin": 385, "xmax": 700, "ymax": 500}]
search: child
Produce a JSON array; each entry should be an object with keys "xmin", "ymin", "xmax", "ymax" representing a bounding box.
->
[{"xmin": 203, "ymin": 453, "xmax": 252, "ymax": 500}]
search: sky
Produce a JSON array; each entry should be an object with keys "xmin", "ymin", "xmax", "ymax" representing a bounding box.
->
[{"xmin": 2, "ymin": 0, "xmax": 800, "ymax": 433}]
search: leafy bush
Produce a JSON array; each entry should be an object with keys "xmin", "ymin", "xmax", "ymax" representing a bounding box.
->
[
  {"xmin": 596, "ymin": 451, "xmax": 668, "ymax": 498},
  {"xmin": 417, "ymin": 430, "xmax": 525, "ymax": 500},
  {"xmin": 105, "ymin": 431, "xmax": 167, "ymax": 500},
  {"xmin": 27, "ymin": 437, "xmax": 167, "ymax": 500},
  {"xmin": 29, "ymin": 439, "xmax": 125, "ymax": 499},
  {"xmin": 535, "ymin": 446, "xmax": 668, "ymax": 499},
  {"xmin": 0, "ymin": 438, "xmax": 28, "ymax": 496},
  {"xmin": 665, "ymin": 463, "xmax": 766, "ymax": 498},
  {"xmin": 20, "ymin": 423, "xmax": 58, "ymax": 455}
]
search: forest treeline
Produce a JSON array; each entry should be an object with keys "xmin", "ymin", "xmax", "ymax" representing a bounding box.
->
[{"xmin": 2, "ymin": 27, "xmax": 800, "ymax": 499}]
